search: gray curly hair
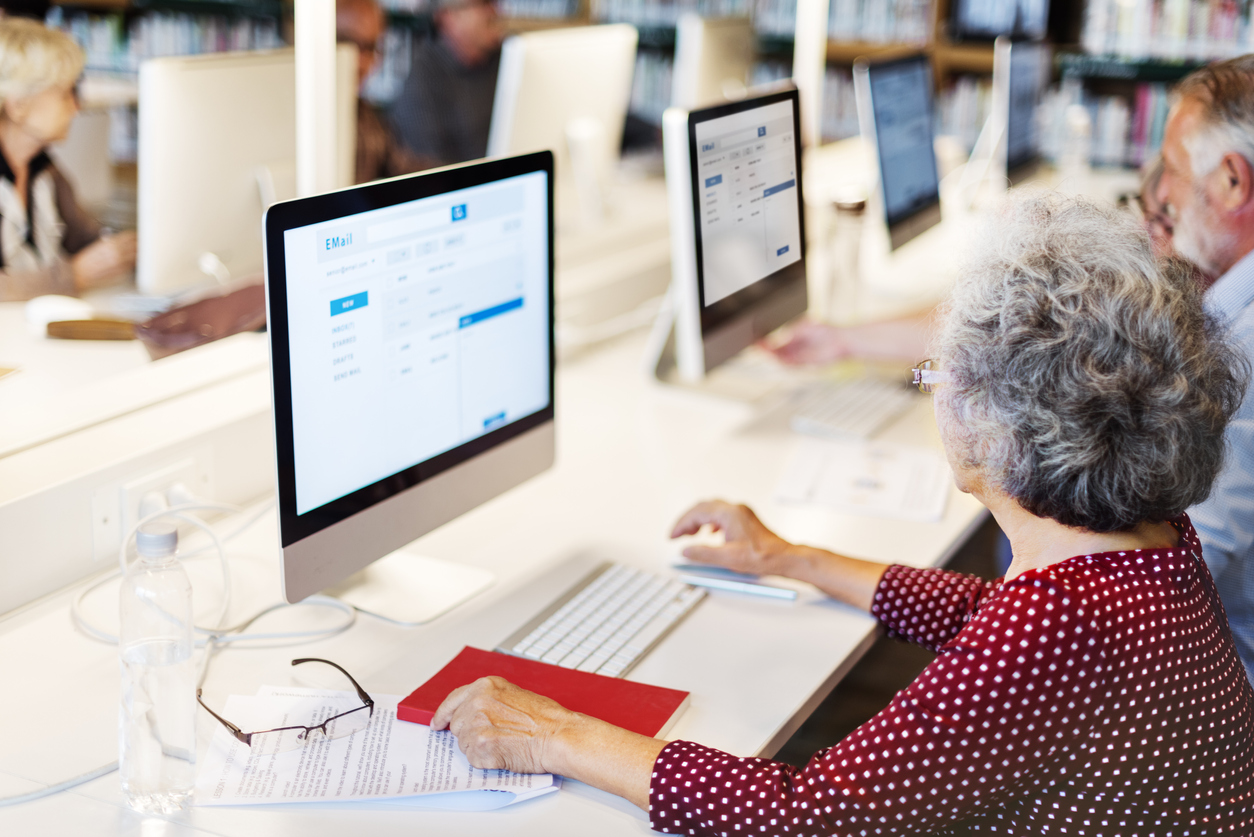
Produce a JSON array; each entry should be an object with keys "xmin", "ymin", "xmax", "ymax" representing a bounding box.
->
[{"xmin": 936, "ymin": 192, "xmax": 1248, "ymax": 533}]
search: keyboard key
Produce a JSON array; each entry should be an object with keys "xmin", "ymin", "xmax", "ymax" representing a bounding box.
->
[{"xmin": 495, "ymin": 562, "xmax": 708, "ymax": 678}]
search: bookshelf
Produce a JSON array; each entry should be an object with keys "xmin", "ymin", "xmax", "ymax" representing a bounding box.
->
[{"xmin": 1046, "ymin": 0, "xmax": 1254, "ymax": 170}]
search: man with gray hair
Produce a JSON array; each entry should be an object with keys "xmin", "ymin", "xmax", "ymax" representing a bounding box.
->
[{"xmin": 1156, "ymin": 54, "xmax": 1254, "ymax": 683}]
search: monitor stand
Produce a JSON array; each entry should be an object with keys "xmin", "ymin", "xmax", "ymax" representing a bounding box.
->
[
  {"xmin": 645, "ymin": 296, "xmax": 814, "ymax": 404},
  {"xmin": 325, "ymin": 550, "xmax": 495, "ymax": 626},
  {"xmin": 952, "ymin": 112, "xmax": 1007, "ymax": 210}
]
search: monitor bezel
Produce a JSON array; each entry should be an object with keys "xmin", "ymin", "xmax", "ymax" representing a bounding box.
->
[
  {"xmin": 264, "ymin": 152, "xmax": 556, "ymax": 548},
  {"xmin": 861, "ymin": 53, "xmax": 942, "ymax": 239},
  {"xmin": 1003, "ymin": 39, "xmax": 1051, "ymax": 177},
  {"xmin": 686, "ymin": 87, "xmax": 807, "ymax": 336}
]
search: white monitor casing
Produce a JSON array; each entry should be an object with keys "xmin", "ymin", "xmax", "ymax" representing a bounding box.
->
[
  {"xmin": 137, "ymin": 47, "xmax": 356, "ymax": 297},
  {"xmin": 487, "ymin": 25, "xmax": 638, "ymax": 227},
  {"xmin": 671, "ymin": 15, "xmax": 753, "ymax": 111}
]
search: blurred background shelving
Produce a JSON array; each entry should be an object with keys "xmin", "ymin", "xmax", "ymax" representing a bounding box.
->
[{"xmin": 39, "ymin": 0, "xmax": 1254, "ymax": 172}]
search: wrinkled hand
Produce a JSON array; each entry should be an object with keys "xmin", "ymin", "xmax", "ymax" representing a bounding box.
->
[
  {"xmin": 72, "ymin": 231, "xmax": 137, "ymax": 292},
  {"xmin": 431, "ymin": 676, "xmax": 577, "ymax": 774},
  {"xmin": 670, "ymin": 500, "xmax": 794, "ymax": 576},
  {"xmin": 764, "ymin": 319, "xmax": 849, "ymax": 366}
]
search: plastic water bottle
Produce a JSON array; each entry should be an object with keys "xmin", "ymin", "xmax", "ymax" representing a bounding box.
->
[{"xmin": 118, "ymin": 522, "xmax": 196, "ymax": 812}]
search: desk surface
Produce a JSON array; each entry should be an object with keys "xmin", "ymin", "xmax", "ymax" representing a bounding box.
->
[{"xmin": 0, "ymin": 327, "xmax": 985, "ymax": 836}]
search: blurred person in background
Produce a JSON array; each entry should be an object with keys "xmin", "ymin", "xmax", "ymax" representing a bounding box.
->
[
  {"xmin": 0, "ymin": 17, "xmax": 135, "ymax": 301},
  {"xmin": 337, "ymin": 0, "xmax": 437, "ymax": 184},
  {"xmin": 389, "ymin": 0, "xmax": 502, "ymax": 165}
]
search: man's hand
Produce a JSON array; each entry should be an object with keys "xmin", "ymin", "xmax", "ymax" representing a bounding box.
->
[
  {"xmin": 431, "ymin": 676, "xmax": 577, "ymax": 774},
  {"xmin": 764, "ymin": 320, "xmax": 850, "ymax": 365},
  {"xmin": 72, "ymin": 231, "xmax": 137, "ymax": 292},
  {"xmin": 670, "ymin": 500, "xmax": 795, "ymax": 577}
]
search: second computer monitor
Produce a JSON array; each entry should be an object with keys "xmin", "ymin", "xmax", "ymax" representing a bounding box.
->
[
  {"xmin": 671, "ymin": 15, "xmax": 754, "ymax": 110},
  {"xmin": 854, "ymin": 53, "xmax": 942, "ymax": 251},
  {"xmin": 487, "ymin": 24, "xmax": 638, "ymax": 225},
  {"xmin": 137, "ymin": 47, "xmax": 356, "ymax": 297},
  {"xmin": 264, "ymin": 152, "xmax": 556, "ymax": 611},
  {"xmin": 660, "ymin": 88, "xmax": 807, "ymax": 382},
  {"xmin": 997, "ymin": 38, "xmax": 1051, "ymax": 182}
]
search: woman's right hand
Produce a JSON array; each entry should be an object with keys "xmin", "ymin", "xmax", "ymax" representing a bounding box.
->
[
  {"xmin": 72, "ymin": 230, "xmax": 137, "ymax": 292},
  {"xmin": 669, "ymin": 500, "xmax": 795, "ymax": 577}
]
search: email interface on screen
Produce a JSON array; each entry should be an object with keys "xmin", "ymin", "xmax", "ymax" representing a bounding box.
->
[
  {"xmin": 283, "ymin": 172, "xmax": 550, "ymax": 515},
  {"xmin": 869, "ymin": 60, "xmax": 940, "ymax": 225},
  {"xmin": 694, "ymin": 99, "xmax": 801, "ymax": 307}
]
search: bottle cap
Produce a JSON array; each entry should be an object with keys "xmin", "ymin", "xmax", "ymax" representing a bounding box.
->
[{"xmin": 136, "ymin": 523, "xmax": 178, "ymax": 558}]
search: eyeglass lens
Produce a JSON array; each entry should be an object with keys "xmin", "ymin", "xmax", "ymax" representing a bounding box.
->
[{"xmin": 248, "ymin": 703, "xmax": 373, "ymax": 754}]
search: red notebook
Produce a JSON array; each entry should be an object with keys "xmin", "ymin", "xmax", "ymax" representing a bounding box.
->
[{"xmin": 398, "ymin": 646, "xmax": 690, "ymax": 738}]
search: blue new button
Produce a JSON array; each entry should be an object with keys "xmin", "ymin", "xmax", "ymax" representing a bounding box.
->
[
  {"xmin": 777, "ymin": 245, "xmax": 789, "ymax": 256},
  {"xmin": 330, "ymin": 291, "xmax": 368, "ymax": 316},
  {"xmin": 705, "ymin": 174, "xmax": 723, "ymax": 188}
]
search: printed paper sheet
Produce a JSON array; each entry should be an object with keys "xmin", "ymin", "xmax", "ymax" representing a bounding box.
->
[{"xmin": 194, "ymin": 686, "xmax": 556, "ymax": 807}]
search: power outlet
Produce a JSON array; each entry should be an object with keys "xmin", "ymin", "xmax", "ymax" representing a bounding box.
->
[{"xmin": 92, "ymin": 450, "xmax": 214, "ymax": 562}]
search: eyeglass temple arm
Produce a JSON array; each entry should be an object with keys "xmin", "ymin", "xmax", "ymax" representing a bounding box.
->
[
  {"xmin": 197, "ymin": 688, "xmax": 251, "ymax": 745},
  {"xmin": 914, "ymin": 368, "xmax": 949, "ymax": 385},
  {"xmin": 291, "ymin": 658, "xmax": 374, "ymax": 708}
]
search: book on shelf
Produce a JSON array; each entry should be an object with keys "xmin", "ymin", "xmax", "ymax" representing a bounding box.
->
[
  {"xmin": 1082, "ymin": 0, "xmax": 1254, "ymax": 61},
  {"xmin": 598, "ymin": 0, "xmax": 751, "ymax": 27},
  {"xmin": 827, "ymin": 0, "xmax": 931, "ymax": 44},
  {"xmin": 46, "ymin": 8, "xmax": 283, "ymax": 75}
]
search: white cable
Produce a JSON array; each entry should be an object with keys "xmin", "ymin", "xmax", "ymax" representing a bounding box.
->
[
  {"xmin": 0, "ymin": 762, "xmax": 118, "ymax": 807},
  {"xmin": 42, "ymin": 501, "xmax": 358, "ymax": 811}
]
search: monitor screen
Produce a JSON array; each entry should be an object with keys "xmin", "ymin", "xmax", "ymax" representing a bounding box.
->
[
  {"xmin": 866, "ymin": 56, "xmax": 940, "ymax": 230},
  {"xmin": 690, "ymin": 93, "xmax": 804, "ymax": 313},
  {"xmin": 1006, "ymin": 42, "xmax": 1048, "ymax": 172},
  {"xmin": 266, "ymin": 155, "xmax": 554, "ymax": 549}
]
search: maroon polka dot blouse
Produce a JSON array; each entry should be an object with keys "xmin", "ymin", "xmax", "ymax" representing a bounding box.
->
[{"xmin": 649, "ymin": 516, "xmax": 1254, "ymax": 835}]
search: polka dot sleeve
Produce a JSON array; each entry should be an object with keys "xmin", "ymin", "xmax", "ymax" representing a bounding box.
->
[
  {"xmin": 649, "ymin": 572, "xmax": 1108, "ymax": 836},
  {"xmin": 871, "ymin": 564, "xmax": 1001, "ymax": 652}
]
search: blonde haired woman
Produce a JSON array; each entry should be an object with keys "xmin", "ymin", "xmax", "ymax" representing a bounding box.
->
[{"xmin": 0, "ymin": 17, "xmax": 135, "ymax": 301}]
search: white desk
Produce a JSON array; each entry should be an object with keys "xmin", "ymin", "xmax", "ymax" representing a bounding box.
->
[{"xmin": 0, "ymin": 327, "xmax": 986, "ymax": 836}]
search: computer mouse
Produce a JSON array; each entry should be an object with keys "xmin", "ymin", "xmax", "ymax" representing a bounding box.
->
[{"xmin": 25, "ymin": 294, "xmax": 94, "ymax": 331}]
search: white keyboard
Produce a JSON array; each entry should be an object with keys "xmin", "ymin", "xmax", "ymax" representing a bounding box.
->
[
  {"xmin": 789, "ymin": 377, "xmax": 917, "ymax": 440},
  {"xmin": 496, "ymin": 563, "xmax": 706, "ymax": 678}
]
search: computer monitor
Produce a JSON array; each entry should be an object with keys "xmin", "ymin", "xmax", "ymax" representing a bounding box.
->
[
  {"xmin": 263, "ymin": 152, "xmax": 556, "ymax": 622},
  {"xmin": 998, "ymin": 38, "xmax": 1051, "ymax": 182},
  {"xmin": 652, "ymin": 88, "xmax": 806, "ymax": 383},
  {"xmin": 487, "ymin": 24, "xmax": 638, "ymax": 227},
  {"xmin": 952, "ymin": 0, "xmax": 1050, "ymax": 41},
  {"xmin": 671, "ymin": 15, "xmax": 753, "ymax": 110},
  {"xmin": 137, "ymin": 47, "xmax": 357, "ymax": 297},
  {"xmin": 853, "ymin": 53, "xmax": 942, "ymax": 251}
]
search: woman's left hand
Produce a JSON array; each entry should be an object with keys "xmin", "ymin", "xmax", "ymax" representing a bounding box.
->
[{"xmin": 431, "ymin": 676, "xmax": 576, "ymax": 774}]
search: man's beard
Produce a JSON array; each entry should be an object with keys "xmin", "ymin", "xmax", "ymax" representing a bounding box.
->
[{"xmin": 1172, "ymin": 184, "xmax": 1236, "ymax": 280}]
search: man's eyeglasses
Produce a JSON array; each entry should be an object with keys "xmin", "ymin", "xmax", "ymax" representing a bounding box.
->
[
  {"xmin": 911, "ymin": 359, "xmax": 951, "ymax": 394},
  {"xmin": 197, "ymin": 658, "xmax": 374, "ymax": 753}
]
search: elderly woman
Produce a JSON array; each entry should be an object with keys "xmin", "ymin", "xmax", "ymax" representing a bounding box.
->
[
  {"xmin": 0, "ymin": 18, "xmax": 135, "ymax": 301},
  {"xmin": 434, "ymin": 193, "xmax": 1254, "ymax": 834}
]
